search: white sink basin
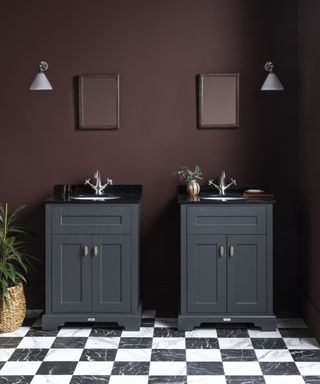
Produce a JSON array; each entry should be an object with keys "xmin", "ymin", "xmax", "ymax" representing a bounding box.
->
[
  {"xmin": 70, "ymin": 195, "xmax": 120, "ymax": 201},
  {"xmin": 201, "ymin": 196, "xmax": 245, "ymax": 201}
]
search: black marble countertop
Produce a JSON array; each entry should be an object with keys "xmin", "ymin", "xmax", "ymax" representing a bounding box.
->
[
  {"xmin": 177, "ymin": 185, "xmax": 275, "ymax": 204},
  {"xmin": 44, "ymin": 185, "xmax": 142, "ymax": 204}
]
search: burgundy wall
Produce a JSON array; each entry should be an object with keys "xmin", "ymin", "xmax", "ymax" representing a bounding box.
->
[
  {"xmin": 298, "ymin": 0, "xmax": 320, "ymax": 339},
  {"xmin": 0, "ymin": 0, "xmax": 299, "ymax": 311}
]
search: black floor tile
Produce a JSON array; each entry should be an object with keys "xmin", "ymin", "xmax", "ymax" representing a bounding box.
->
[
  {"xmin": 36, "ymin": 361, "xmax": 78, "ymax": 375},
  {"xmin": 217, "ymin": 328, "xmax": 250, "ymax": 338},
  {"xmin": 153, "ymin": 328, "xmax": 185, "ymax": 338},
  {"xmin": 111, "ymin": 361, "xmax": 150, "ymax": 375},
  {"xmin": 80, "ymin": 349, "xmax": 117, "ymax": 361},
  {"xmin": 221, "ymin": 349, "xmax": 257, "ymax": 361},
  {"xmin": 25, "ymin": 328, "xmax": 59, "ymax": 337},
  {"xmin": 186, "ymin": 337, "xmax": 219, "ymax": 349},
  {"xmin": 303, "ymin": 376, "xmax": 320, "ymax": 383},
  {"xmin": 251, "ymin": 338, "xmax": 287, "ymax": 349},
  {"xmin": 70, "ymin": 375, "xmax": 110, "ymax": 384},
  {"xmin": 0, "ymin": 376, "xmax": 33, "ymax": 383},
  {"xmin": 151, "ymin": 349, "xmax": 186, "ymax": 361},
  {"xmin": 148, "ymin": 376, "xmax": 187, "ymax": 384},
  {"xmin": 226, "ymin": 376, "xmax": 265, "ymax": 384},
  {"xmin": 279, "ymin": 328, "xmax": 314, "ymax": 338},
  {"xmin": 51, "ymin": 337, "xmax": 87, "ymax": 349},
  {"xmin": 0, "ymin": 338, "xmax": 22, "ymax": 348},
  {"xmin": 187, "ymin": 361, "xmax": 224, "ymax": 375},
  {"xmin": 260, "ymin": 362, "xmax": 300, "ymax": 375},
  {"xmin": 8, "ymin": 348, "xmax": 48, "ymax": 361},
  {"xmin": 290, "ymin": 350, "xmax": 320, "ymax": 362},
  {"xmin": 89, "ymin": 328, "xmax": 122, "ymax": 337},
  {"xmin": 118, "ymin": 337, "xmax": 153, "ymax": 349}
]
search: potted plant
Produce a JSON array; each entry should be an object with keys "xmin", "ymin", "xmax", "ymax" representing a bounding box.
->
[
  {"xmin": 177, "ymin": 165, "xmax": 203, "ymax": 196},
  {"xmin": 0, "ymin": 203, "xmax": 34, "ymax": 333}
]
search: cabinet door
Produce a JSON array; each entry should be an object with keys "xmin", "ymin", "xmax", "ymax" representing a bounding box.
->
[
  {"xmin": 227, "ymin": 235, "xmax": 267, "ymax": 313},
  {"xmin": 92, "ymin": 235, "xmax": 131, "ymax": 313},
  {"xmin": 52, "ymin": 234, "xmax": 91, "ymax": 312},
  {"xmin": 187, "ymin": 235, "xmax": 226, "ymax": 313}
]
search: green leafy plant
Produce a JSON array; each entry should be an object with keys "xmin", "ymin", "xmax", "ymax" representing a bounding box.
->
[
  {"xmin": 0, "ymin": 203, "xmax": 34, "ymax": 301},
  {"xmin": 176, "ymin": 165, "xmax": 203, "ymax": 183}
]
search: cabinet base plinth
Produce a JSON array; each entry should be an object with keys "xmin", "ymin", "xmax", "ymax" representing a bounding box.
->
[
  {"xmin": 42, "ymin": 307, "xmax": 142, "ymax": 331},
  {"xmin": 178, "ymin": 314, "xmax": 277, "ymax": 331}
]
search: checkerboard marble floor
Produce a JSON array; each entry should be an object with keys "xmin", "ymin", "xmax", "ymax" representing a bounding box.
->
[{"xmin": 0, "ymin": 310, "xmax": 320, "ymax": 383}]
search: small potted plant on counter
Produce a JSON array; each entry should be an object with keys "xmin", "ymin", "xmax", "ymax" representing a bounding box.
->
[
  {"xmin": 177, "ymin": 165, "xmax": 203, "ymax": 197},
  {"xmin": 0, "ymin": 203, "xmax": 34, "ymax": 333}
]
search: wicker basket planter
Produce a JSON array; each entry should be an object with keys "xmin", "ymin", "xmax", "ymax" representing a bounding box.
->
[{"xmin": 0, "ymin": 282, "xmax": 26, "ymax": 333}]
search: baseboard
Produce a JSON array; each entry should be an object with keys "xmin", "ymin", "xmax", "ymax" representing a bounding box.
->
[{"xmin": 299, "ymin": 290, "xmax": 320, "ymax": 342}]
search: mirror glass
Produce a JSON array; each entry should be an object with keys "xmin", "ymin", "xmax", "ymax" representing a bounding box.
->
[
  {"xmin": 79, "ymin": 74, "xmax": 119, "ymax": 129},
  {"xmin": 199, "ymin": 73, "xmax": 239, "ymax": 128}
]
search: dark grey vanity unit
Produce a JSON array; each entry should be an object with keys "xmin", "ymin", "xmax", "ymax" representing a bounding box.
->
[
  {"xmin": 178, "ymin": 193, "xmax": 276, "ymax": 331},
  {"xmin": 42, "ymin": 185, "xmax": 142, "ymax": 330}
]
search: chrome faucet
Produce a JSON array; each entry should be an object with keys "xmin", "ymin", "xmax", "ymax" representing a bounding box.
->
[
  {"xmin": 208, "ymin": 170, "xmax": 236, "ymax": 196},
  {"xmin": 85, "ymin": 170, "xmax": 113, "ymax": 195}
]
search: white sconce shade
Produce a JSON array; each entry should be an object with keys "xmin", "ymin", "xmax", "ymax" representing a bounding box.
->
[
  {"xmin": 261, "ymin": 62, "xmax": 284, "ymax": 91},
  {"xmin": 30, "ymin": 61, "xmax": 53, "ymax": 90}
]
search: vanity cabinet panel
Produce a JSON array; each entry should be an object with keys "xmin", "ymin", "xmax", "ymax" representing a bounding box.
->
[
  {"xmin": 52, "ymin": 206, "xmax": 131, "ymax": 235},
  {"xmin": 187, "ymin": 206, "xmax": 266, "ymax": 235},
  {"xmin": 227, "ymin": 235, "xmax": 267, "ymax": 313},
  {"xmin": 52, "ymin": 234, "xmax": 91, "ymax": 313},
  {"xmin": 43, "ymin": 203, "xmax": 141, "ymax": 331},
  {"xmin": 92, "ymin": 235, "xmax": 131, "ymax": 313},
  {"xmin": 179, "ymin": 203, "xmax": 276, "ymax": 331},
  {"xmin": 187, "ymin": 235, "xmax": 226, "ymax": 313}
]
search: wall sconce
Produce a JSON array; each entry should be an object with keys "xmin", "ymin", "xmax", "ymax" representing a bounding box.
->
[
  {"xmin": 261, "ymin": 61, "xmax": 284, "ymax": 91},
  {"xmin": 30, "ymin": 61, "xmax": 53, "ymax": 90}
]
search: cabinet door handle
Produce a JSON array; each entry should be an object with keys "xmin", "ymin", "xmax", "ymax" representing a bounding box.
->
[
  {"xmin": 219, "ymin": 245, "xmax": 224, "ymax": 257},
  {"xmin": 229, "ymin": 245, "xmax": 235, "ymax": 257},
  {"xmin": 83, "ymin": 245, "xmax": 89, "ymax": 256},
  {"xmin": 93, "ymin": 245, "xmax": 99, "ymax": 256}
]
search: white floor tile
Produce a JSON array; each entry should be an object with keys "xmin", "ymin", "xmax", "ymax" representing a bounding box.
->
[
  {"xmin": 264, "ymin": 376, "xmax": 305, "ymax": 384},
  {"xmin": 248, "ymin": 329, "xmax": 281, "ymax": 338},
  {"xmin": 218, "ymin": 338, "xmax": 253, "ymax": 350},
  {"xmin": 109, "ymin": 376, "xmax": 149, "ymax": 384},
  {"xmin": 85, "ymin": 337, "xmax": 120, "ymax": 349},
  {"xmin": 255, "ymin": 349, "xmax": 294, "ymax": 362},
  {"xmin": 57, "ymin": 327, "xmax": 91, "ymax": 337},
  {"xmin": 44, "ymin": 348, "xmax": 83, "ymax": 361},
  {"xmin": 152, "ymin": 337, "xmax": 186, "ymax": 349},
  {"xmin": 149, "ymin": 361, "xmax": 187, "ymax": 375},
  {"xmin": 185, "ymin": 329, "xmax": 217, "ymax": 338},
  {"xmin": 31, "ymin": 375, "xmax": 72, "ymax": 384},
  {"xmin": 284, "ymin": 337, "xmax": 320, "ymax": 350},
  {"xmin": 223, "ymin": 362, "xmax": 262, "ymax": 375},
  {"xmin": 154, "ymin": 318, "xmax": 178, "ymax": 328},
  {"xmin": 115, "ymin": 348, "xmax": 152, "ymax": 361},
  {"xmin": 0, "ymin": 361, "xmax": 41, "ymax": 375},
  {"xmin": 296, "ymin": 361, "xmax": 320, "ymax": 375},
  {"xmin": 187, "ymin": 376, "xmax": 226, "ymax": 384},
  {"xmin": 0, "ymin": 327, "xmax": 30, "ymax": 337},
  {"xmin": 186, "ymin": 349, "xmax": 221, "ymax": 362},
  {"xmin": 142, "ymin": 310, "xmax": 156, "ymax": 318},
  {"xmin": 17, "ymin": 337, "xmax": 55, "ymax": 349},
  {"xmin": 74, "ymin": 361, "xmax": 113, "ymax": 375},
  {"xmin": 0, "ymin": 349, "xmax": 14, "ymax": 361},
  {"xmin": 276, "ymin": 318, "xmax": 307, "ymax": 328},
  {"xmin": 121, "ymin": 327, "xmax": 154, "ymax": 338}
]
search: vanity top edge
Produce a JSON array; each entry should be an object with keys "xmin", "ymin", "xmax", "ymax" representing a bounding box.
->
[
  {"xmin": 44, "ymin": 184, "xmax": 142, "ymax": 204},
  {"xmin": 178, "ymin": 193, "xmax": 275, "ymax": 205}
]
